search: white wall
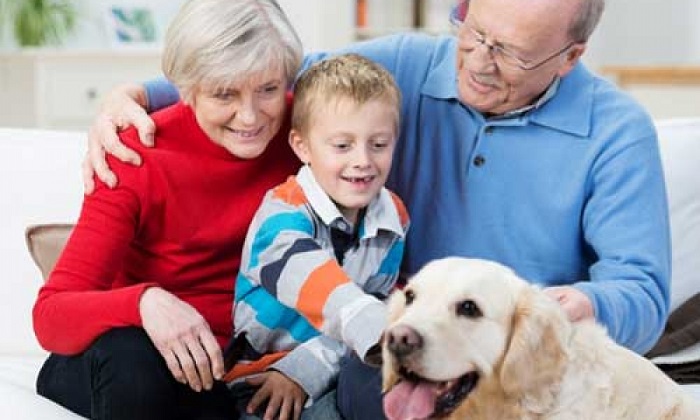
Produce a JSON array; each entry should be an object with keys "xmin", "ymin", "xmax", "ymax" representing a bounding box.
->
[
  {"xmin": 3, "ymin": 0, "xmax": 700, "ymax": 119},
  {"xmin": 278, "ymin": 0, "xmax": 355, "ymax": 52},
  {"xmin": 581, "ymin": 0, "xmax": 700, "ymax": 119},
  {"xmin": 585, "ymin": 0, "xmax": 700, "ymax": 69},
  {"xmin": 0, "ymin": 0, "xmax": 354, "ymax": 54},
  {"xmin": 3, "ymin": 0, "xmax": 699, "ymax": 66},
  {"xmin": 0, "ymin": 0, "xmax": 184, "ymax": 50}
]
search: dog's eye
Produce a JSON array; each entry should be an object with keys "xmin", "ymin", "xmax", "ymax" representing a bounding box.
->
[
  {"xmin": 456, "ymin": 300, "xmax": 482, "ymax": 318},
  {"xmin": 404, "ymin": 289, "xmax": 415, "ymax": 305}
]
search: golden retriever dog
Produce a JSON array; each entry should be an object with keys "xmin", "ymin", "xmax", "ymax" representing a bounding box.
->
[{"xmin": 382, "ymin": 257, "xmax": 700, "ymax": 420}]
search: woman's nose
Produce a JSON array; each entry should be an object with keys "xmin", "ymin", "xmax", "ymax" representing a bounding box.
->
[{"xmin": 236, "ymin": 98, "xmax": 257, "ymax": 125}]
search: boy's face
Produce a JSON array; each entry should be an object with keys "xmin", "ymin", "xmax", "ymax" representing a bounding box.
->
[{"xmin": 290, "ymin": 97, "xmax": 398, "ymax": 224}]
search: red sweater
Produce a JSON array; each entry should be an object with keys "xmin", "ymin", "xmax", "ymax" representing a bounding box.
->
[{"xmin": 33, "ymin": 101, "xmax": 300, "ymax": 355}]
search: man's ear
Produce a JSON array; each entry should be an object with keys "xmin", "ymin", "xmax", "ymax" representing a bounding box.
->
[
  {"xmin": 289, "ymin": 129, "xmax": 310, "ymax": 164},
  {"xmin": 557, "ymin": 43, "xmax": 586, "ymax": 78}
]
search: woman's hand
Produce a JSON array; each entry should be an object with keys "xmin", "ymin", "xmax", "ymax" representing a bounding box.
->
[
  {"xmin": 84, "ymin": 83, "xmax": 155, "ymax": 194},
  {"xmin": 139, "ymin": 287, "xmax": 225, "ymax": 392},
  {"xmin": 245, "ymin": 371, "xmax": 307, "ymax": 420},
  {"xmin": 544, "ymin": 286, "xmax": 594, "ymax": 322}
]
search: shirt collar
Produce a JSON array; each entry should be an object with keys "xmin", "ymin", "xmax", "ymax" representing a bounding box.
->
[
  {"xmin": 419, "ymin": 38, "xmax": 594, "ymax": 137},
  {"xmin": 526, "ymin": 63, "xmax": 594, "ymax": 138},
  {"xmin": 421, "ymin": 37, "xmax": 461, "ymax": 101},
  {"xmin": 488, "ymin": 77, "xmax": 560, "ymax": 120},
  {"xmin": 295, "ymin": 165, "xmax": 405, "ymax": 238}
]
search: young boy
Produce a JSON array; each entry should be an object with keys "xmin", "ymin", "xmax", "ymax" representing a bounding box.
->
[{"xmin": 226, "ymin": 54, "xmax": 409, "ymax": 414}]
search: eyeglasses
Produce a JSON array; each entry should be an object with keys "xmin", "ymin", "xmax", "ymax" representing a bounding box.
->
[{"xmin": 453, "ymin": 16, "xmax": 574, "ymax": 72}]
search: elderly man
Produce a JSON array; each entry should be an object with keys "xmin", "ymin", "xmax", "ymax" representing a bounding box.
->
[{"xmin": 84, "ymin": 0, "xmax": 669, "ymax": 418}]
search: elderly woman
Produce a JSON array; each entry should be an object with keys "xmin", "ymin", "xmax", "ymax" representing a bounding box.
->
[{"xmin": 30, "ymin": 1, "xmax": 338, "ymax": 419}]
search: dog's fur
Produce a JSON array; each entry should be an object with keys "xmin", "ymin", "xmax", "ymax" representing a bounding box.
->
[{"xmin": 382, "ymin": 257, "xmax": 700, "ymax": 420}]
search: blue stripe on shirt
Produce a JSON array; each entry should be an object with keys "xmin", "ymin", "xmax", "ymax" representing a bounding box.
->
[
  {"xmin": 260, "ymin": 238, "xmax": 321, "ymax": 296},
  {"xmin": 377, "ymin": 239, "xmax": 405, "ymax": 275},
  {"xmin": 235, "ymin": 273, "xmax": 319, "ymax": 342},
  {"xmin": 249, "ymin": 211, "xmax": 314, "ymax": 270}
]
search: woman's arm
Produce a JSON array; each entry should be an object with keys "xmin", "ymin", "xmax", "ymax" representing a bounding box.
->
[
  {"xmin": 32, "ymin": 180, "xmax": 148, "ymax": 353},
  {"xmin": 35, "ymin": 155, "xmax": 225, "ymax": 390}
]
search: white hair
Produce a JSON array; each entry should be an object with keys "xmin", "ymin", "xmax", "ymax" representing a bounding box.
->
[
  {"xmin": 570, "ymin": 0, "xmax": 605, "ymax": 42},
  {"xmin": 162, "ymin": 0, "xmax": 303, "ymax": 102}
]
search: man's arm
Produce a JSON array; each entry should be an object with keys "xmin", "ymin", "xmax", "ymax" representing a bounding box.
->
[
  {"xmin": 85, "ymin": 82, "xmax": 156, "ymax": 192},
  {"xmin": 143, "ymin": 77, "xmax": 180, "ymax": 112},
  {"xmin": 575, "ymin": 131, "xmax": 671, "ymax": 354}
]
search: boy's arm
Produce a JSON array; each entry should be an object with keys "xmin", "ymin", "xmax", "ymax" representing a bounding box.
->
[{"xmin": 271, "ymin": 335, "xmax": 346, "ymax": 401}]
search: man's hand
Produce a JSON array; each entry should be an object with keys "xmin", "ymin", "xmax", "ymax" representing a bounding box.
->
[
  {"xmin": 139, "ymin": 287, "xmax": 225, "ymax": 392},
  {"xmin": 246, "ymin": 371, "xmax": 307, "ymax": 420},
  {"xmin": 544, "ymin": 285, "xmax": 594, "ymax": 322},
  {"xmin": 84, "ymin": 83, "xmax": 155, "ymax": 194}
]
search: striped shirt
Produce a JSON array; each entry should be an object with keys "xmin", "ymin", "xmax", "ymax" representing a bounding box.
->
[{"xmin": 229, "ymin": 165, "xmax": 409, "ymax": 400}]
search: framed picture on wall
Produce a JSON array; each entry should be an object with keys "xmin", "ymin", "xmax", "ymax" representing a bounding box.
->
[{"xmin": 104, "ymin": 3, "xmax": 159, "ymax": 47}]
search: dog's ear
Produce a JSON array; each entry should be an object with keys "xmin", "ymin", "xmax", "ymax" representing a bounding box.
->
[
  {"xmin": 499, "ymin": 284, "xmax": 570, "ymax": 410},
  {"xmin": 382, "ymin": 344, "xmax": 400, "ymax": 392}
]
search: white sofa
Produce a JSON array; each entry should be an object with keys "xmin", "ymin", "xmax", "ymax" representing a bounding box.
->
[{"xmin": 1, "ymin": 121, "xmax": 700, "ymax": 418}]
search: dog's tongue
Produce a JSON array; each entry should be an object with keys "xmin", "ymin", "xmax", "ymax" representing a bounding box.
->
[{"xmin": 384, "ymin": 380, "xmax": 438, "ymax": 420}]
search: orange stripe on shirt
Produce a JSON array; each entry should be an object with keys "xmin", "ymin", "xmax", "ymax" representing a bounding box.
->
[
  {"xmin": 389, "ymin": 191, "xmax": 410, "ymax": 227},
  {"xmin": 223, "ymin": 351, "xmax": 289, "ymax": 382},
  {"xmin": 297, "ymin": 260, "xmax": 351, "ymax": 329},
  {"xmin": 272, "ymin": 176, "xmax": 307, "ymax": 207}
]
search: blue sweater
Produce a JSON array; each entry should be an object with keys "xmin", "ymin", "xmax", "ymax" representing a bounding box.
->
[{"xmin": 145, "ymin": 33, "xmax": 671, "ymax": 354}]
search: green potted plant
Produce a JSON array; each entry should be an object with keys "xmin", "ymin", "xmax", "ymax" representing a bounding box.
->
[{"xmin": 1, "ymin": 0, "xmax": 77, "ymax": 47}]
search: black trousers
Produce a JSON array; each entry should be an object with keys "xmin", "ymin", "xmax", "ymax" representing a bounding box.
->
[
  {"xmin": 336, "ymin": 353, "xmax": 385, "ymax": 420},
  {"xmin": 36, "ymin": 327, "xmax": 239, "ymax": 420}
]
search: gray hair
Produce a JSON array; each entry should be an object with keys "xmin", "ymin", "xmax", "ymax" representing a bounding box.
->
[
  {"xmin": 162, "ymin": 0, "xmax": 303, "ymax": 103},
  {"xmin": 569, "ymin": 0, "xmax": 605, "ymax": 42}
]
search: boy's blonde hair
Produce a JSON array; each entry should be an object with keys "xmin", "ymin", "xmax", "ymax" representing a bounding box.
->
[
  {"xmin": 162, "ymin": 0, "xmax": 303, "ymax": 103},
  {"xmin": 292, "ymin": 54, "xmax": 401, "ymax": 136}
]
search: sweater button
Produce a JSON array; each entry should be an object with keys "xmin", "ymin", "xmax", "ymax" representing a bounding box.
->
[{"xmin": 473, "ymin": 155, "xmax": 486, "ymax": 167}]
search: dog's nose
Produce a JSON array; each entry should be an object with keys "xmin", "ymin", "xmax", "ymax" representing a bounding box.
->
[{"xmin": 387, "ymin": 324, "xmax": 423, "ymax": 357}]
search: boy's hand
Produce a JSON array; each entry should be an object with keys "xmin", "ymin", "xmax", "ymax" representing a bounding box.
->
[{"xmin": 246, "ymin": 371, "xmax": 307, "ymax": 420}]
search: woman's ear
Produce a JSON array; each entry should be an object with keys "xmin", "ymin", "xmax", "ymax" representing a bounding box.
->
[{"xmin": 289, "ymin": 129, "xmax": 310, "ymax": 164}]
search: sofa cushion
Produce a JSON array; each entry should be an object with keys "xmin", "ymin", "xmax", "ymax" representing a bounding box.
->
[
  {"xmin": 655, "ymin": 119, "xmax": 700, "ymax": 313},
  {"xmin": 0, "ymin": 128, "xmax": 85, "ymax": 356},
  {"xmin": 25, "ymin": 224, "xmax": 73, "ymax": 281},
  {"xmin": 0, "ymin": 377, "xmax": 84, "ymax": 419},
  {"xmin": 647, "ymin": 119, "xmax": 700, "ymax": 367}
]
